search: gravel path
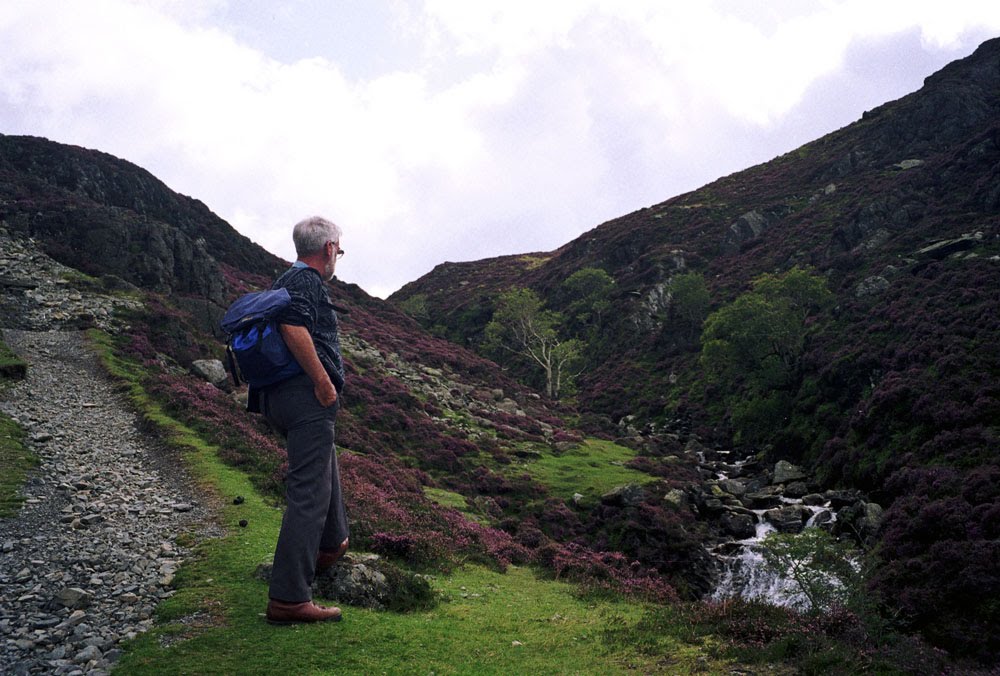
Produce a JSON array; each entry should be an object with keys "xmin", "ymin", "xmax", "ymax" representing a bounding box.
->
[{"xmin": 0, "ymin": 329, "xmax": 214, "ymax": 675}]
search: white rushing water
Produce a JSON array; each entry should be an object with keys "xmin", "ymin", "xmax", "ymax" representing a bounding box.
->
[{"xmin": 708, "ymin": 466, "xmax": 839, "ymax": 610}]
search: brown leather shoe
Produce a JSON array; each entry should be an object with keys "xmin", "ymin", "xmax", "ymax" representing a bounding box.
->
[
  {"xmin": 266, "ymin": 599, "xmax": 342, "ymax": 625},
  {"xmin": 316, "ymin": 538, "xmax": 349, "ymax": 573}
]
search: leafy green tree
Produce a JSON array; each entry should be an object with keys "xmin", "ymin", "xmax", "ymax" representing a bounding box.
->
[
  {"xmin": 699, "ymin": 266, "xmax": 833, "ymax": 442},
  {"xmin": 759, "ymin": 528, "xmax": 864, "ymax": 614},
  {"xmin": 561, "ymin": 267, "xmax": 614, "ymax": 340},
  {"xmin": 484, "ymin": 288, "xmax": 582, "ymax": 399},
  {"xmin": 669, "ymin": 272, "xmax": 711, "ymax": 340},
  {"xmin": 396, "ymin": 293, "xmax": 430, "ymax": 325}
]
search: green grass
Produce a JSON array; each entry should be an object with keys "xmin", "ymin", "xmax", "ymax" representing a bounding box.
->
[
  {"xmin": 0, "ymin": 337, "xmax": 35, "ymax": 518},
  {"xmin": 518, "ymin": 439, "xmax": 651, "ymax": 503},
  {"xmin": 0, "ymin": 339, "xmax": 28, "ymax": 381},
  {"xmin": 107, "ymin": 404, "xmax": 715, "ymax": 674},
  {"xmin": 0, "ymin": 411, "xmax": 36, "ymax": 518}
]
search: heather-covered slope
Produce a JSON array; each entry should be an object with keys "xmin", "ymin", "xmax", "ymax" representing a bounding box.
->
[{"xmin": 391, "ymin": 37, "xmax": 1000, "ymax": 661}]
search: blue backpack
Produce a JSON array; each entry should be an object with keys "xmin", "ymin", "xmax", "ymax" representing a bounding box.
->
[{"xmin": 221, "ymin": 287, "xmax": 303, "ymax": 388}]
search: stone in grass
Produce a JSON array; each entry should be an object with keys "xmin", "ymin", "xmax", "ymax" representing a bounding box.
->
[{"xmin": 255, "ymin": 553, "xmax": 436, "ymax": 612}]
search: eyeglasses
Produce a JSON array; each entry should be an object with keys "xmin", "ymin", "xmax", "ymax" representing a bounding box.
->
[{"xmin": 327, "ymin": 241, "xmax": 345, "ymax": 259}]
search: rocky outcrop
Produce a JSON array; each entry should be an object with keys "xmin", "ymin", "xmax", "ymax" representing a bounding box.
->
[
  {"xmin": 254, "ymin": 553, "xmax": 436, "ymax": 612},
  {"xmin": 0, "ymin": 134, "xmax": 289, "ymax": 305},
  {"xmin": 721, "ymin": 205, "xmax": 794, "ymax": 254},
  {"xmin": 0, "ymin": 227, "xmax": 143, "ymax": 332}
]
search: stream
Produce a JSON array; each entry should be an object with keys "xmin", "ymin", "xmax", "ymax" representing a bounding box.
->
[{"xmin": 698, "ymin": 451, "xmax": 844, "ymax": 611}]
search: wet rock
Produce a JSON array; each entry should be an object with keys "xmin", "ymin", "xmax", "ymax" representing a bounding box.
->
[
  {"xmin": 783, "ymin": 481, "xmax": 810, "ymax": 499},
  {"xmin": 719, "ymin": 478, "xmax": 747, "ymax": 497},
  {"xmin": 809, "ymin": 510, "xmax": 835, "ymax": 530},
  {"xmin": 772, "ymin": 460, "xmax": 807, "ymax": 485},
  {"xmin": 824, "ymin": 490, "xmax": 861, "ymax": 509},
  {"xmin": 720, "ymin": 512, "xmax": 756, "ymax": 539},
  {"xmin": 764, "ymin": 505, "xmax": 808, "ymax": 534},
  {"xmin": 742, "ymin": 488, "xmax": 783, "ymax": 509}
]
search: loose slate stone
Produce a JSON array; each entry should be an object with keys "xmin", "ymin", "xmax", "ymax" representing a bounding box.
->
[{"xmin": 0, "ymin": 322, "xmax": 210, "ymax": 673}]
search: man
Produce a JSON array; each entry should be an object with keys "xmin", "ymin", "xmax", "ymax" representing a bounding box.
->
[{"xmin": 258, "ymin": 216, "xmax": 350, "ymax": 625}]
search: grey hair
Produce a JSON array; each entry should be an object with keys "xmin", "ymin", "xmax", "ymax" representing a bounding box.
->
[{"xmin": 292, "ymin": 216, "xmax": 342, "ymax": 257}]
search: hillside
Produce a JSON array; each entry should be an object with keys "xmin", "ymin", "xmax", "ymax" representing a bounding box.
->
[
  {"xmin": 391, "ymin": 36, "xmax": 1000, "ymax": 662},
  {"xmin": 0, "ymin": 133, "xmax": 717, "ymax": 664},
  {"xmin": 0, "ymin": 37, "xmax": 998, "ymax": 670}
]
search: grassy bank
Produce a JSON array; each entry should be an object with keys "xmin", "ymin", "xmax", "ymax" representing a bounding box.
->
[
  {"xmin": 0, "ymin": 336, "xmax": 35, "ymax": 518},
  {"xmin": 0, "ymin": 411, "xmax": 34, "ymax": 518},
  {"xmin": 0, "ymin": 339, "xmax": 28, "ymax": 381},
  {"xmin": 86, "ymin": 330, "xmax": 732, "ymax": 674}
]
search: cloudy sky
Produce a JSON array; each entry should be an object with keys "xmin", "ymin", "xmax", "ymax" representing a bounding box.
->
[{"xmin": 2, "ymin": 1, "xmax": 999, "ymax": 297}]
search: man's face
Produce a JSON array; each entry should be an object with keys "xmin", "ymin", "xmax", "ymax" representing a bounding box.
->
[{"xmin": 322, "ymin": 240, "xmax": 341, "ymax": 281}]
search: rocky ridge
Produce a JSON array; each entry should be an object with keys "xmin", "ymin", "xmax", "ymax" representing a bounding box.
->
[{"xmin": 0, "ymin": 226, "xmax": 143, "ymax": 333}]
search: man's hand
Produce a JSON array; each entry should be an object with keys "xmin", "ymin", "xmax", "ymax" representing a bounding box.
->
[
  {"xmin": 314, "ymin": 378, "xmax": 338, "ymax": 408},
  {"xmin": 279, "ymin": 324, "xmax": 339, "ymax": 408}
]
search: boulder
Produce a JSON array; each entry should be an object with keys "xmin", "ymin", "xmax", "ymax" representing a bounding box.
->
[
  {"xmin": 824, "ymin": 489, "xmax": 861, "ymax": 509},
  {"xmin": 801, "ymin": 493, "xmax": 827, "ymax": 506},
  {"xmin": 721, "ymin": 206, "xmax": 792, "ymax": 254},
  {"xmin": 772, "ymin": 460, "xmax": 807, "ymax": 485},
  {"xmin": 255, "ymin": 554, "xmax": 435, "ymax": 612},
  {"xmin": 601, "ymin": 484, "xmax": 647, "ymax": 508},
  {"xmin": 552, "ymin": 441, "xmax": 578, "ymax": 454},
  {"xmin": 700, "ymin": 498, "xmax": 725, "ymax": 515},
  {"xmin": 742, "ymin": 488, "xmax": 783, "ymax": 509},
  {"xmin": 662, "ymin": 489, "xmax": 688, "ymax": 509},
  {"xmin": 496, "ymin": 399, "xmax": 523, "ymax": 415},
  {"xmin": 856, "ymin": 275, "xmax": 891, "ymax": 298},
  {"xmin": 53, "ymin": 587, "xmax": 93, "ymax": 609},
  {"xmin": 834, "ymin": 500, "xmax": 885, "ymax": 543},
  {"xmin": 764, "ymin": 505, "xmax": 808, "ymax": 534},
  {"xmin": 915, "ymin": 233, "xmax": 980, "ymax": 260},
  {"xmin": 783, "ymin": 481, "xmax": 810, "ymax": 499},
  {"xmin": 859, "ymin": 502, "xmax": 884, "ymax": 536},
  {"xmin": 191, "ymin": 359, "xmax": 228, "ymax": 385},
  {"xmin": 807, "ymin": 509, "xmax": 835, "ymax": 530},
  {"xmin": 720, "ymin": 511, "xmax": 757, "ymax": 539},
  {"xmin": 719, "ymin": 478, "xmax": 747, "ymax": 497}
]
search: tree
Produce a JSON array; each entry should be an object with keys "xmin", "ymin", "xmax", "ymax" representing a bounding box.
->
[
  {"xmin": 561, "ymin": 267, "xmax": 615, "ymax": 341},
  {"xmin": 759, "ymin": 528, "xmax": 864, "ymax": 614},
  {"xmin": 699, "ymin": 267, "xmax": 833, "ymax": 442},
  {"xmin": 396, "ymin": 293, "xmax": 430, "ymax": 325},
  {"xmin": 484, "ymin": 288, "xmax": 582, "ymax": 399},
  {"xmin": 669, "ymin": 272, "xmax": 711, "ymax": 340}
]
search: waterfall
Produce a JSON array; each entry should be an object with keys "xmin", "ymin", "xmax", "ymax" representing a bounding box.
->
[
  {"xmin": 707, "ymin": 465, "xmax": 839, "ymax": 610},
  {"xmin": 711, "ymin": 544, "xmax": 812, "ymax": 610}
]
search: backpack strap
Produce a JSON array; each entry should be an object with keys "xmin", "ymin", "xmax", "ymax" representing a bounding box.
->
[{"xmin": 226, "ymin": 342, "xmax": 242, "ymax": 387}]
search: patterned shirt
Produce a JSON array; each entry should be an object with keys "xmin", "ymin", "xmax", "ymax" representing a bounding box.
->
[{"xmin": 271, "ymin": 264, "xmax": 345, "ymax": 393}]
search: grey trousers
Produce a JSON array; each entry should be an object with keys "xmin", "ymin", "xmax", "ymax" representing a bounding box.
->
[{"xmin": 261, "ymin": 374, "xmax": 349, "ymax": 602}]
